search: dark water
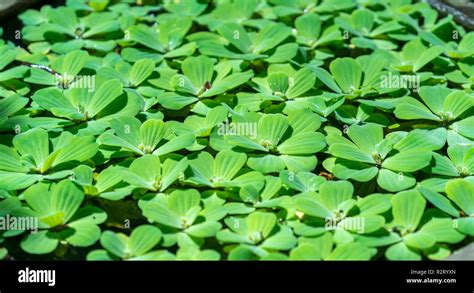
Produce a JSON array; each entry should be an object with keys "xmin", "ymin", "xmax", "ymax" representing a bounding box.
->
[{"xmin": 0, "ymin": 0, "xmax": 65, "ymax": 46}]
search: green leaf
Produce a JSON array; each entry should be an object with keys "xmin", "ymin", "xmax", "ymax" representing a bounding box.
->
[
  {"xmin": 21, "ymin": 231, "xmax": 59, "ymax": 255},
  {"xmin": 216, "ymin": 23, "xmax": 251, "ymax": 53},
  {"xmin": 213, "ymin": 149, "xmax": 247, "ymax": 181},
  {"xmin": 277, "ymin": 132, "xmax": 325, "ymax": 155},
  {"xmin": 52, "ymin": 135, "xmax": 98, "ymax": 167},
  {"xmin": 419, "ymin": 188, "xmax": 459, "ymax": 217},
  {"xmin": 285, "ymin": 68, "xmax": 316, "ymax": 99},
  {"xmin": 319, "ymin": 180, "xmax": 353, "ymax": 211},
  {"xmin": 100, "ymin": 231, "xmax": 126, "ymax": 258},
  {"xmin": 418, "ymin": 85, "xmax": 452, "ymax": 115},
  {"xmin": 443, "ymin": 91, "xmax": 473, "ymax": 120},
  {"xmin": 330, "ymin": 58, "xmax": 362, "ymax": 93},
  {"xmin": 404, "ymin": 232, "xmax": 436, "ymax": 249},
  {"xmin": 128, "ymin": 58, "xmax": 155, "ymax": 87},
  {"xmin": 392, "ymin": 190, "xmax": 426, "ymax": 231},
  {"xmin": 169, "ymin": 189, "xmax": 201, "ymax": 217},
  {"xmin": 13, "ymin": 127, "xmax": 49, "ymax": 169},
  {"xmin": 247, "ymin": 212, "xmax": 276, "ymax": 239},
  {"xmin": 59, "ymin": 50, "xmax": 88, "ymax": 77},
  {"xmin": 295, "ymin": 193, "xmax": 333, "ymax": 218},
  {"xmin": 185, "ymin": 221, "xmax": 221, "ymax": 238},
  {"xmin": 348, "ymin": 123, "xmax": 384, "ymax": 153},
  {"xmin": 125, "ymin": 155, "xmax": 161, "ymax": 190},
  {"xmin": 247, "ymin": 155, "xmax": 286, "ymax": 173},
  {"xmin": 261, "ymin": 226, "xmax": 297, "ymax": 250},
  {"xmin": 382, "ymin": 150, "xmax": 432, "ymax": 172},
  {"xmin": 295, "ymin": 13, "xmax": 321, "ymax": 45},
  {"xmin": 181, "ymin": 55, "xmax": 214, "ymax": 92},
  {"xmin": 445, "ymin": 179, "xmax": 474, "ymax": 216},
  {"xmin": 153, "ymin": 133, "xmax": 195, "ymax": 156},
  {"xmin": 326, "ymin": 242, "xmax": 372, "ymax": 260},
  {"xmin": 420, "ymin": 218, "xmax": 465, "ymax": 244},
  {"xmin": 386, "ymin": 242, "xmax": 421, "ymax": 260},
  {"xmin": 413, "ymin": 46, "xmax": 443, "ymax": 72},
  {"xmin": 201, "ymin": 71, "xmax": 253, "ymax": 97},
  {"xmin": 129, "ymin": 24, "xmax": 164, "ymax": 52},
  {"xmin": 65, "ymin": 221, "xmax": 101, "ymax": 247},
  {"xmin": 394, "ymin": 97, "xmax": 441, "ymax": 121},
  {"xmin": 377, "ymin": 169, "xmax": 416, "ymax": 192},
  {"xmin": 329, "ymin": 143, "xmax": 375, "ymax": 164},
  {"xmin": 140, "ymin": 119, "xmax": 165, "ymax": 152},
  {"xmin": 85, "ymin": 79, "xmax": 123, "ymax": 118},
  {"xmin": 258, "ymin": 114, "xmax": 289, "ymax": 147},
  {"xmin": 129, "ymin": 225, "xmax": 162, "ymax": 256}
]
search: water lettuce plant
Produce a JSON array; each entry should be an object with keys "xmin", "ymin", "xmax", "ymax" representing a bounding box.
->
[{"xmin": 0, "ymin": 0, "xmax": 472, "ymax": 261}]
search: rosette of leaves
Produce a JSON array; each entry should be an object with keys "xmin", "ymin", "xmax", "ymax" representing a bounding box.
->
[
  {"xmin": 293, "ymin": 13, "xmax": 341, "ymax": 65},
  {"xmin": 0, "ymin": 128, "xmax": 98, "ymax": 191},
  {"xmin": 422, "ymin": 31, "xmax": 474, "ymax": 60},
  {"xmin": 220, "ymin": 174, "xmax": 293, "ymax": 216},
  {"xmin": 21, "ymin": 7, "xmax": 121, "ymax": 54},
  {"xmin": 187, "ymin": 149, "xmax": 264, "ymax": 189},
  {"xmin": 394, "ymin": 86, "xmax": 474, "ymax": 143},
  {"xmin": 191, "ymin": 22, "xmax": 298, "ymax": 63},
  {"xmin": 122, "ymin": 14, "xmax": 196, "ymax": 63},
  {"xmin": 324, "ymin": 123, "xmax": 444, "ymax": 192},
  {"xmin": 235, "ymin": 175, "xmax": 292, "ymax": 211},
  {"xmin": 87, "ymin": 225, "xmax": 165, "ymax": 260},
  {"xmin": 216, "ymin": 211, "xmax": 297, "ymax": 260},
  {"xmin": 71, "ymin": 165, "xmax": 134, "ymax": 201},
  {"xmin": 395, "ymin": 4, "xmax": 454, "ymax": 40},
  {"xmin": 19, "ymin": 180, "xmax": 107, "ymax": 255},
  {"xmin": 166, "ymin": 105, "xmax": 228, "ymax": 151},
  {"xmin": 314, "ymin": 53, "xmax": 394, "ymax": 99},
  {"xmin": 385, "ymin": 38, "xmax": 444, "ymax": 80},
  {"xmin": 239, "ymin": 65, "xmax": 318, "ymax": 109},
  {"xmin": 31, "ymin": 79, "xmax": 143, "ymax": 134},
  {"xmin": 223, "ymin": 111, "xmax": 326, "ymax": 173},
  {"xmin": 335, "ymin": 9, "xmax": 403, "ymax": 50},
  {"xmin": 383, "ymin": 189, "xmax": 465, "ymax": 260},
  {"xmin": 419, "ymin": 178, "xmax": 474, "ymax": 237},
  {"xmin": 97, "ymin": 116, "xmax": 195, "ymax": 156},
  {"xmin": 122, "ymin": 154, "xmax": 188, "ymax": 193},
  {"xmin": 289, "ymin": 233, "xmax": 374, "ymax": 260},
  {"xmin": 149, "ymin": 56, "xmax": 252, "ymax": 110},
  {"xmin": 139, "ymin": 189, "xmax": 224, "ymax": 246},
  {"xmin": 421, "ymin": 143, "xmax": 474, "ymax": 191},
  {"xmin": 293, "ymin": 181, "xmax": 389, "ymax": 240}
]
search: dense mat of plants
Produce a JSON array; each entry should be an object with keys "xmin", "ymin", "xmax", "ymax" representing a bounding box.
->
[{"xmin": 0, "ymin": 0, "xmax": 473, "ymax": 260}]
